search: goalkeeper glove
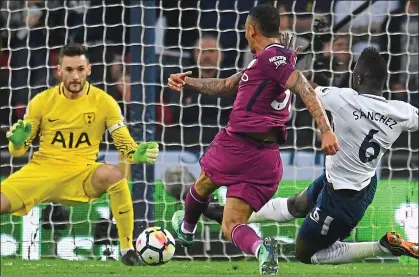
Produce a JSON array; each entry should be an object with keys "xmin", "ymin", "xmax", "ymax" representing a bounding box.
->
[
  {"xmin": 6, "ymin": 120, "xmax": 32, "ymax": 148},
  {"xmin": 133, "ymin": 141, "xmax": 159, "ymax": 164}
]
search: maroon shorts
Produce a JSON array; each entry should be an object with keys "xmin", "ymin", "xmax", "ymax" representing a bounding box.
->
[{"xmin": 200, "ymin": 129, "xmax": 282, "ymax": 211}]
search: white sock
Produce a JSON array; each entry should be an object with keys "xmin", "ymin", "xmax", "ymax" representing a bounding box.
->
[
  {"xmin": 120, "ymin": 247, "xmax": 134, "ymax": 256},
  {"xmin": 311, "ymin": 241, "xmax": 391, "ymax": 264},
  {"xmin": 248, "ymin": 198, "xmax": 295, "ymax": 223},
  {"xmin": 181, "ymin": 222, "xmax": 196, "ymax": 234}
]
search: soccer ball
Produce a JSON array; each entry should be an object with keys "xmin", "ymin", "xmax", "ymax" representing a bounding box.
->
[{"xmin": 135, "ymin": 226, "xmax": 176, "ymax": 265}]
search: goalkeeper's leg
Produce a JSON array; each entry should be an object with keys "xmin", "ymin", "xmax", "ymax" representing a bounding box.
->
[
  {"xmin": 0, "ymin": 162, "xmax": 47, "ymax": 216},
  {"xmin": 0, "ymin": 193, "xmax": 24, "ymax": 214},
  {"xmin": 86, "ymin": 164, "xmax": 139, "ymax": 266}
]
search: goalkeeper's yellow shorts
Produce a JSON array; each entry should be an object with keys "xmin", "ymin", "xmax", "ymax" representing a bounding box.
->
[{"xmin": 1, "ymin": 160, "xmax": 103, "ymax": 216}]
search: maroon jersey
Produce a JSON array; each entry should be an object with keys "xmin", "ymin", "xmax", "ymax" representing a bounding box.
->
[{"xmin": 226, "ymin": 44, "xmax": 297, "ymax": 143}]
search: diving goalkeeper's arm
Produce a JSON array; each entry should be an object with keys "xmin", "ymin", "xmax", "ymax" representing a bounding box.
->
[
  {"xmin": 106, "ymin": 96, "xmax": 159, "ymax": 164},
  {"xmin": 7, "ymin": 96, "xmax": 41, "ymax": 157}
]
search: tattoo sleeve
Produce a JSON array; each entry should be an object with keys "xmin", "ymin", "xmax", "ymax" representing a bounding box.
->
[
  {"xmin": 286, "ymin": 70, "xmax": 331, "ymax": 134},
  {"xmin": 184, "ymin": 72, "xmax": 242, "ymax": 96}
]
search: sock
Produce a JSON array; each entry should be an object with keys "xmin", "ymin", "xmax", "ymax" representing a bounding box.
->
[
  {"xmin": 107, "ymin": 179, "xmax": 134, "ymax": 253},
  {"xmin": 181, "ymin": 185, "xmax": 209, "ymax": 234},
  {"xmin": 311, "ymin": 241, "xmax": 391, "ymax": 264},
  {"xmin": 248, "ymin": 197, "xmax": 295, "ymax": 223},
  {"xmin": 231, "ymin": 224, "xmax": 263, "ymax": 256}
]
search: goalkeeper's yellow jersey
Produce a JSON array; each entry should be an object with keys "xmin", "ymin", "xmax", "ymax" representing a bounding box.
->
[{"xmin": 9, "ymin": 82, "xmax": 138, "ymax": 164}]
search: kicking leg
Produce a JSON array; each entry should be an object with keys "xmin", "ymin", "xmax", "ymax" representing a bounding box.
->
[
  {"xmin": 223, "ymin": 197, "xmax": 279, "ymax": 275},
  {"xmin": 171, "ymin": 170, "xmax": 217, "ymax": 246},
  {"xmin": 88, "ymin": 164, "xmax": 139, "ymax": 266}
]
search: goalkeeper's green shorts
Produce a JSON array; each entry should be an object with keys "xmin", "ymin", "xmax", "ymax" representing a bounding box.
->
[{"xmin": 1, "ymin": 160, "xmax": 102, "ymax": 216}]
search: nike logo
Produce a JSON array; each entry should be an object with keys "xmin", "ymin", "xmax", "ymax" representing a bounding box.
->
[
  {"xmin": 48, "ymin": 119, "xmax": 59, "ymax": 122},
  {"xmin": 119, "ymin": 210, "xmax": 130, "ymax": 215}
]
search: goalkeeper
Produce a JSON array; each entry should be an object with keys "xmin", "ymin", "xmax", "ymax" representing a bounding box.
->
[{"xmin": 0, "ymin": 43, "xmax": 158, "ymax": 266}]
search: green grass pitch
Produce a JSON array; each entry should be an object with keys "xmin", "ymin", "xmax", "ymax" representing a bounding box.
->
[{"xmin": 1, "ymin": 258, "xmax": 417, "ymax": 276}]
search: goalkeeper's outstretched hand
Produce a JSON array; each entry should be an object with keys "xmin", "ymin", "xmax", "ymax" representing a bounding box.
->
[
  {"xmin": 133, "ymin": 142, "xmax": 159, "ymax": 164},
  {"xmin": 6, "ymin": 120, "xmax": 32, "ymax": 148}
]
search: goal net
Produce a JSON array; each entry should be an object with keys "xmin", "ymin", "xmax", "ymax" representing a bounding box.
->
[{"xmin": 0, "ymin": 0, "xmax": 417, "ymax": 263}]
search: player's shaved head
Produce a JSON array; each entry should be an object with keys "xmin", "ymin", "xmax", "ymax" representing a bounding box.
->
[
  {"xmin": 353, "ymin": 47, "xmax": 387, "ymax": 96},
  {"xmin": 248, "ymin": 4, "xmax": 281, "ymax": 38}
]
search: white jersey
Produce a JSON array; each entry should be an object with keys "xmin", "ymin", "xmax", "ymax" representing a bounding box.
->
[{"xmin": 315, "ymin": 86, "xmax": 418, "ymax": 191}]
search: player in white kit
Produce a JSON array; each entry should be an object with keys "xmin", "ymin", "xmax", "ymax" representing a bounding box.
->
[{"xmin": 202, "ymin": 47, "xmax": 418, "ymax": 264}]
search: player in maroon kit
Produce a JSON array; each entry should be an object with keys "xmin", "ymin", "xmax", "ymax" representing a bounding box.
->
[{"xmin": 168, "ymin": 4, "xmax": 339, "ymax": 275}]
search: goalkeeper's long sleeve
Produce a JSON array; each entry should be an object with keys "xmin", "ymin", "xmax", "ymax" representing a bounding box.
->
[
  {"xmin": 8, "ymin": 94, "xmax": 42, "ymax": 157},
  {"xmin": 110, "ymin": 126, "xmax": 139, "ymax": 162}
]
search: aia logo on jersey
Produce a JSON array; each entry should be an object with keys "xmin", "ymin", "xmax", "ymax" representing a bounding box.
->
[
  {"xmin": 269, "ymin": 55, "xmax": 287, "ymax": 69},
  {"xmin": 84, "ymin": 112, "xmax": 95, "ymax": 126},
  {"xmin": 415, "ymin": 108, "xmax": 418, "ymax": 119}
]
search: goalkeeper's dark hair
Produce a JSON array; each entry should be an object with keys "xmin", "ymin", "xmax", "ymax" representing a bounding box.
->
[
  {"xmin": 356, "ymin": 47, "xmax": 387, "ymax": 83},
  {"xmin": 59, "ymin": 43, "xmax": 89, "ymax": 64},
  {"xmin": 248, "ymin": 4, "xmax": 280, "ymax": 38}
]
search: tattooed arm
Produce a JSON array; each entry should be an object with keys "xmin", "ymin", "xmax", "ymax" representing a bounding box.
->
[
  {"xmin": 168, "ymin": 71, "xmax": 242, "ymax": 96},
  {"xmin": 286, "ymin": 70, "xmax": 339, "ymax": 155},
  {"xmin": 183, "ymin": 72, "xmax": 242, "ymax": 96},
  {"xmin": 286, "ymin": 70, "xmax": 330, "ymax": 134}
]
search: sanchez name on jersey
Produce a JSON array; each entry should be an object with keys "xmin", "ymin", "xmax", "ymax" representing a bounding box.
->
[{"xmin": 315, "ymin": 86, "xmax": 418, "ymax": 190}]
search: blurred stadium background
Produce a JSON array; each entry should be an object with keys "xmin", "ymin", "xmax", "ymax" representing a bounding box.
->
[{"xmin": 0, "ymin": 0, "xmax": 417, "ymax": 267}]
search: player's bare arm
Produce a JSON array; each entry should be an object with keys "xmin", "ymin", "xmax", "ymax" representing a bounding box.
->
[
  {"xmin": 168, "ymin": 71, "xmax": 242, "ymax": 96},
  {"xmin": 286, "ymin": 70, "xmax": 339, "ymax": 155}
]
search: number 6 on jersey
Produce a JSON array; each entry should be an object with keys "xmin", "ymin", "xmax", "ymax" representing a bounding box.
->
[{"xmin": 359, "ymin": 129, "xmax": 380, "ymax": 163}]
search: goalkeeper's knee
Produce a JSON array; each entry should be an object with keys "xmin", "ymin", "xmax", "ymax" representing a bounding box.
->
[
  {"xmin": 0, "ymin": 193, "xmax": 11, "ymax": 214},
  {"xmin": 92, "ymin": 164, "xmax": 125, "ymax": 193},
  {"xmin": 0, "ymin": 192, "xmax": 24, "ymax": 215}
]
